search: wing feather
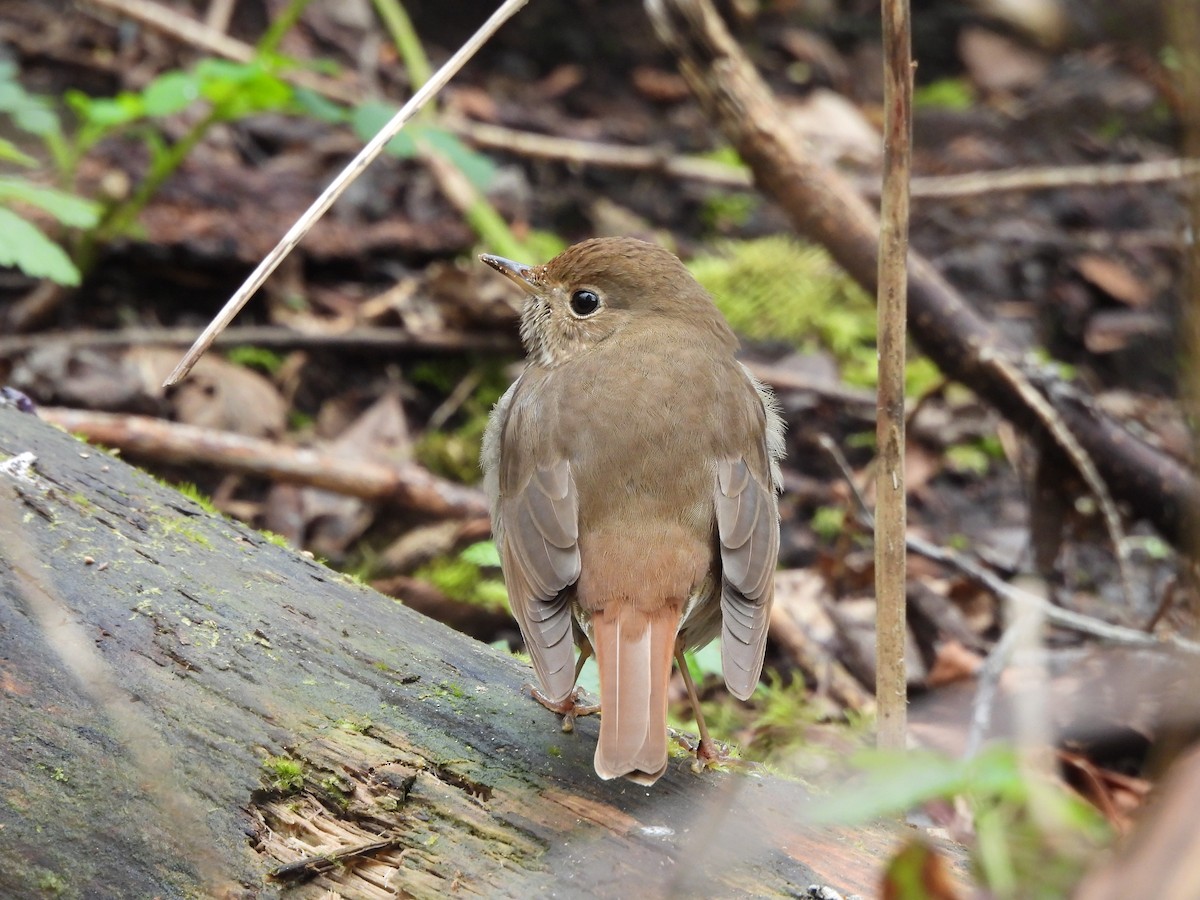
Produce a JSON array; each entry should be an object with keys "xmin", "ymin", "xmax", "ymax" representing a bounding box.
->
[
  {"xmin": 715, "ymin": 456, "xmax": 779, "ymax": 701},
  {"xmin": 498, "ymin": 458, "xmax": 581, "ymax": 702}
]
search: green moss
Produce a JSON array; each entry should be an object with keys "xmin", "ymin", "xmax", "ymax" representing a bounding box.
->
[
  {"xmin": 224, "ymin": 345, "xmax": 284, "ymax": 374},
  {"xmin": 262, "ymin": 756, "xmax": 305, "ymax": 793},
  {"xmin": 689, "ymin": 237, "xmax": 943, "ymax": 392},
  {"xmin": 810, "ymin": 506, "xmax": 847, "ymax": 541},
  {"xmin": 175, "ymin": 482, "xmax": 219, "ymax": 515},
  {"xmin": 158, "ymin": 516, "xmax": 213, "ymax": 549},
  {"xmin": 700, "ymin": 192, "xmax": 757, "ymax": 233},
  {"xmin": 414, "ymin": 362, "xmax": 511, "ymax": 484},
  {"xmin": 690, "ymin": 236, "xmax": 867, "ymax": 347},
  {"xmin": 914, "ymin": 78, "xmax": 974, "ymax": 110},
  {"xmin": 259, "ymin": 530, "xmax": 292, "ymax": 549},
  {"xmin": 693, "ymin": 145, "xmax": 746, "ymax": 169},
  {"xmin": 414, "ymin": 540, "xmax": 509, "ymax": 612},
  {"xmin": 34, "ymin": 869, "xmax": 67, "ymax": 896}
]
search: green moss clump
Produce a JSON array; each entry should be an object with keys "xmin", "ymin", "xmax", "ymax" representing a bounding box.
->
[
  {"xmin": 810, "ymin": 506, "xmax": 847, "ymax": 541},
  {"xmin": 414, "ymin": 362, "xmax": 511, "ymax": 484},
  {"xmin": 263, "ymin": 756, "xmax": 305, "ymax": 793},
  {"xmin": 688, "ymin": 236, "xmax": 942, "ymax": 394},
  {"xmin": 176, "ymin": 482, "xmax": 219, "ymax": 515},
  {"xmin": 415, "ymin": 541, "xmax": 509, "ymax": 612},
  {"xmin": 35, "ymin": 869, "xmax": 67, "ymax": 896}
]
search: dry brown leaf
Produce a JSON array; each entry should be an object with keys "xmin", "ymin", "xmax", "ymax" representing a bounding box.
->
[
  {"xmin": 925, "ymin": 640, "xmax": 984, "ymax": 687},
  {"xmin": 959, "ymin": 26, "xmax": 1049, "ymax": 94},
  {"xmin": 1074, "ymin": 254, "xmax": 1151, "ymax": 307}
]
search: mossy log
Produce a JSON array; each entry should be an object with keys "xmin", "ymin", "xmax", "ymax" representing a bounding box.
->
[{"xmin": 1, "ymin": 404, "xmax": 907, "ymax": 898}]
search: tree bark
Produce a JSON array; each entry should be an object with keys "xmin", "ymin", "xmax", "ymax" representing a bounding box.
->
[{"xmin": 0, "ymin": 404, "xmax": 926, "ymax": 898}]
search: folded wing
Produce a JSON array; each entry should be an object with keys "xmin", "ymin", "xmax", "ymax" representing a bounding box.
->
[
  {"xmin": 715, "ymin": 456, "xmax": 779, "ymax": 700},
  {"xmin": 498, "ymin": 458, "xmax": 581, "ymax": 703}
]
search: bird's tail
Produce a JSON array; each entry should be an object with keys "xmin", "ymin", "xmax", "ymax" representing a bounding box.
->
[{"xmin": 590, "ymin": 603, "xmax": 678, "ymax": 785}]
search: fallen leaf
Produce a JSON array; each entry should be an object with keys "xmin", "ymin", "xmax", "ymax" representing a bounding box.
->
[{"xmin": 1074, "ymin": 254, "xmax": 1151, "ymax": 307}]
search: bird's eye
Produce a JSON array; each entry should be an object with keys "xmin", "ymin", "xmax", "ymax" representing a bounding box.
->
[{"xmin": 569, "ymin": 289, "xmax": 601, "ymax": 317}]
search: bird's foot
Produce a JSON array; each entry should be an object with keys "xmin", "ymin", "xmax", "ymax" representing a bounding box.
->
[
  {"xmin": 692, "ymin": 737, "xmax": 728, "ymax": 772},
  {"xmin": 671, "ymin": 730, "xmax": 749, "ymax": 774},
  {"xmin": 528, "ymin": 685, "xmax": 600, "ymax": 733}
]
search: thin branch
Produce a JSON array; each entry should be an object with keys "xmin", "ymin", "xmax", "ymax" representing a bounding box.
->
[
  {"xmin": 816, "ymin": 435, "xmax": 1200, "ymax": 656},
  {"xmin": 983, "ymin": 349, "xmax": 1135, "ymax": 608},
  {"xmin": 0, "ymin": 325, "xmax": 516, "ymax": 356},
  {"xmin": 444, "ymin": 117, "xmax": 754, "ymax": 188},
  {"xmin": 38, "ymin": 407, "xmax": 490, "ymax": 519},
  {"xmin": 908, "ymin": 157, "xmax": 1200, "ymax": 198},
  {"xmin": 447, "ymin": 118, "xmax": 1200, "ymax": 198},
  {"xmin": 163, "ymin": 0, "xmax": 530, "ymax": 386}
]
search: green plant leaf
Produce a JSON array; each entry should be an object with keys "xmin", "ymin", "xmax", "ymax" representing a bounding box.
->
[
  {"xmin": 293, "ymin": 87, "xmax": 348, "ymax": 124},
  {"xmin": 142, "ymin": 70, "xmax": 202, "ymax": 117},
  {"xmin": 196, "ymin": 59, "xmax": 292, "ymax": 118},
  {"xmin": 808, "ymin": 744, "xmax": 1023, "ymax": 825},
  {"xmin": 0, "ymin": 207, "xmax": 81, "ymax": 285},
  {"xmin": 0, "ymin": 138, "xmax": 36, "ymax": 167},
  {"xmin": 0, "ymin": 65, "xmax": 62, "ymax": 137},
  {"xmin": 352, "ymin": 101, "xmax": 498, "ymax": 191},
  {"xmin": 67, "ymin": 89, "xmax": 145, "ymax": 127},
  {"xmin": 351, "ymin": 100, "xmax": 417, "ymax": 157},
  {"xmin": 914, "ymin": 78, "xmax": 974, "ymax": 111},
  {"xmin": 417, "ymin": 125, "xmax": 496, "ymax": 191},
  {"xmin": 0, "ymin": 177, "xmax": 100, "ymax": 228}
]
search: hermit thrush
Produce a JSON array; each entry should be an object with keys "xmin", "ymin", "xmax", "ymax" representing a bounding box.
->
[{"xmin": 480, "ymin": 237, "xmax": 784, "ymax": 784}]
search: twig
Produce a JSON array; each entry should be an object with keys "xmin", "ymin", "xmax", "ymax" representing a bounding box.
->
[
  {"xmin": 816, "ymin": 434, "xmax": 1200, "ymax": 655},
  {"xmin": 84, "ymin": 0, "xmax": 1200, "ymax": 204},
  {"xmin": 38, "ymin": 407, "xmax": 490, "ymax": 519},
  {"xmin": 268, "ymin": 834, "xmax": 404, "ymax": 883},
  {"xmin": 983, "ymin": 349, "xmax": 1135, "ymax": 609},
  {"xmin": 163, "ymin": 0, "xmax": 530, "ymax": 387},
  {"xmin": 963, "ymin": 608, "xmax": 1023, "ymax": 759},
  {"xmin": 445, "ymin": 117, "xmax": 755, "ymax": 188},
  {"xmin": 768, "ymin": 599, "xmax": 875, "ymax": 714},
  {"xmin": 0, "ymin": 325, "xmax": 516, "ymax": 357},
  {"xmin": 447, "ymin": 118, "xmax": 1200, "ymax": 198},
  {"xmin": 907, "ymin": 157, "xmax": 1200, "ymax": 198}
]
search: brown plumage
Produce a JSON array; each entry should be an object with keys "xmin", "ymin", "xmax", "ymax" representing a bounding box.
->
[{"xmin": 480, "ymin": 237, "xmax": 784, "ymax": 784}]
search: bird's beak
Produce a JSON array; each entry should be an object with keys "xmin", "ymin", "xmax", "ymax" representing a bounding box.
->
[{"xmin": 480, "ymin": 253, "xmax": 538, "ymax": 291}]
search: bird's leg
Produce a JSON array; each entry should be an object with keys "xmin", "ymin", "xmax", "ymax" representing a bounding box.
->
[
  {"xmin": 674, "ymin": 645, "xmax": 724, "ymax": 769},
  {"xmin": 530, "ymin": 643, "xmax": 599, "ymax": 733}
]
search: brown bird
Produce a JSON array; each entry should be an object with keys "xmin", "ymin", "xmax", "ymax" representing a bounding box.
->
[{"xmin": 480, "ymin": 237, "xmax": 783, "ymax": 784}]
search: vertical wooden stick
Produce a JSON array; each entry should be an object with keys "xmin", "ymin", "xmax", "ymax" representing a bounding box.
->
[
  {"xmin": 875, "ymin": 0, "xmax": 913, "ymax": 751},
  {"xmin": 1171, "ymin": 0, "xmax": 1200, "ymax": 568}
]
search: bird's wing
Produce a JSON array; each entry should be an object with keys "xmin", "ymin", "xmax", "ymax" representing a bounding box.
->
[
  {"xmin": 497, "ymin": 457, "xmax": 581, "ymax": 703},
  {"xmin": 715, "ymin": 456, "xmax": 779, "ymax": 700}
]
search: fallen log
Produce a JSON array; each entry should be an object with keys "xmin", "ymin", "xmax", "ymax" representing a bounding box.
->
[{"xmin": 0, "ymin": 404, "xmax": 929, "ymax": 897}]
